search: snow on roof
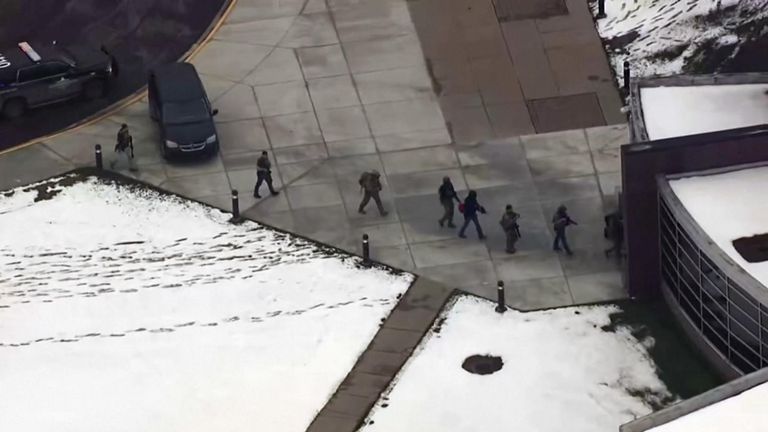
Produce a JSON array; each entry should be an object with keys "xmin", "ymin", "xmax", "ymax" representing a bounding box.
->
[
  {"xmin": 669, "ymin": 165, "xmax": 768, "ymax": 287},
  {"xmin": 361, "ymin": 296, "xmax": 673, "ymax": 432},
  {"xmin": 648, "ymin": 382, "xmax": 768, "ymax": 432},
  {"xmin": 641, "ymin": 84, "xmax": 768, "ymax": 141},
  {"xmin": 0, "ymin": 175, "xmax": 412, "ymax": 432}
]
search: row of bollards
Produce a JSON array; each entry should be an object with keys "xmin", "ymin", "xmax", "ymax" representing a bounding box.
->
[{"xmin": 94, "ymin": 144, "xmax": 510, "ymax": 312}]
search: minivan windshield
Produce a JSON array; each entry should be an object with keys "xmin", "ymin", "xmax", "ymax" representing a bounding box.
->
[{"xmin": 163, "ymin": 100, "xmax": 209, "ymax": 125}]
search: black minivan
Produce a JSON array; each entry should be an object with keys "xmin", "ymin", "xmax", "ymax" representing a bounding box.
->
[{"xmin": 148, "ymin": 62, "xmax": 219, "ymax": 158}]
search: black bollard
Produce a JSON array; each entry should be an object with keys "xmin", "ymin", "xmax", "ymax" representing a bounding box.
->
[
  {"xmin": 495, "ymin": 281, "xmax": 507, "ymax": 313},
  {"xmin": 95, "ymin": 144, "xmax": 103, "ymax": 170},
  {"xmin": 597, "ymin": 0, "xmax": 606, "ymax": 18},
  {"xmin": 362, "ymin": 234, "xmax": 371, "ymax": 267},
  {"xmin": 231, "ymin": 190, "xmax": 241, "ymax": 223},
  {"xmin": 623, "ymin": 61, "xmax": 630, "ymax": 91}
]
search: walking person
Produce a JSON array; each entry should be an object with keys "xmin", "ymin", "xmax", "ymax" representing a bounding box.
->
[
  {"xmin": 438, "ymin": 176, "xmax": 460, "ymax": 228},
  {"xmin": 358, "ymin": 170, "xmax": 388, "ymax": 216},
  {"xmin": 253, "ymin": 151, "xmax": 279, "ymax": 198},
  {"xmin": 604, "ymin": 210, "xmax": 624, "ymax": 259},
  {"xmin": 110, "ymin": 123, "xmax": 137, "ymax": 171},
  {"xmin": 552, "ymin": 205, "xmax": 577, "ymax": 255},
  {"xmin": 500, "ymin": 204, "xmax": 521, "ymax": 254},
  {"xmin": 458, "ymin": 190, "xmax": 486, "ymax": 239}
]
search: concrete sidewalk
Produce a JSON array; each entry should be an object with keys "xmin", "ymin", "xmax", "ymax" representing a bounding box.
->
[
  {"xmin": 0, "ymin": 0, "xmax": 629, "ymax": 310},
  {"xmin": 409, "ymin": 0, "xmax": 625, "ymax": 142}
]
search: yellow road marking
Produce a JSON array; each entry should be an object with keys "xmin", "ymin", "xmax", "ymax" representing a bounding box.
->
[{"xmin": 0, "ymin": 0, "xmax": 238, "ymax": 157}]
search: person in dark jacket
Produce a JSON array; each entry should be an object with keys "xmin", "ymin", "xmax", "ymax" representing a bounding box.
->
[
  {"xmin": 358, "ymin": 170, "xmax": 388, "ymax": 216},
  {"xmin": 253, "ymin": 151, "xmax": 279, "ymax": 198},
  {"xmin": 458, "ymin": 190, "xmax": 486, "ymax": 239},
  {"xmin": 110, "ymin": 123, "xmax": 137, "ymax": 171},
  {"xmin": 438, "ymin": 176, "xmax": 460, "ymax": 228},
  {"xmin": 500, "ymin": 204, "xmax": 521, "ymax": 253},
  {"xmin": 552, "ymin": 205, "xmax": 576, "ymax": 255},
  {"xmin": 604, "ymin": 210, "xmax": 624, "ymax": 259}
]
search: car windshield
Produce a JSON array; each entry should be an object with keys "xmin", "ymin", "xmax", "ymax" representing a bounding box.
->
[{"xmin": 162, "ymin": 100, "xmax": 209, "ymax": 124}]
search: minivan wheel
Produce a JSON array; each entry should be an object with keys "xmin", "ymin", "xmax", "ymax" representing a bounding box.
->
[
  {"xmin": 2, "ymin": 98, "xmax": 26, "ymax": 118},
  {"xmin": 83, "ymin": 80, "xmax": 106, "ymax": 100}
]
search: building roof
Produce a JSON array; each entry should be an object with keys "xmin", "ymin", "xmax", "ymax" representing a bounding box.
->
[
  {"xmin": 647, "ymin": 381, "xmax": 768, "ymax": 432},
  {"xmin": 669, "ymin": 165, "xmax": 768, "ymax": 288},
  {"xmin": 641, "ymin": 83, "xmax": 768, "ymax": 141}
]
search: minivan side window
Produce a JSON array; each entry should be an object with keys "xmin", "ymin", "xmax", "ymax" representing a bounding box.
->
[{"xmin": 17, "ymin": 63, "xmax": 69, "ymax": 83}]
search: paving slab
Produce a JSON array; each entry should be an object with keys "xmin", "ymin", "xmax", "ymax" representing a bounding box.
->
[
  {"xmin": 327, "ymin": 138, "xmax": 378, "ymax": 157},
  {"xmin": 528, "ymin": 152, "xmax": 595, "ymax": 180},
  {"xmin": 494, "ymin": 250, "xmax": 564, "ymax": 282},
  {"xmin": 297, "ymin": 44, "xmax": 350, "ymax": 79},
  {"xmin": 308, "ymin": 75, "xmax": 361, "ymax": 109},
  {"xmin": 0, "ymin": 145, "xmax": 74, "ymax": 190},
  {"xmin": 279, "ymin": 12, "xmax": 339, "ymax": 48},
  {"xmin": 380, "ymin": 146, "xmax": 458, "ymax": 175},
  {"xmin": 387, "ymin": 168, "xmax": 466, "ymax": 197},
  {"xmin": 263, "ymin": 112, "xmax": 324, "ymax": 148},
  {"xmin": 528, "ymin": 93, "xmax": 606, "ymax": 132},
  {"xmin": 216, "ymin": 119, "xmax": 271, "ymax": 155},
  {"xmin": 243, "ymin": 47, "xmax": 304, "ymax": 86},
  {"xmin": 533, "ymin": 174, "xmax": 601, "ymax": 203},
  {"xmin": 521, "ymin": 128, "xmax": 589, "ymax": 158},
  {"xmin": 254, "ymin": 81, "xmax": 314, "ymax": 117},
  {"xmin": 285, "ymin": 183, "xmax": 344, "ymax": 209},
  {"xmin": 369, "ymin": 244, "xmax": 415, "ymax": 270},
  {"xmin": 445, "ymin": 105, "xmax": 496, "ymax": 144},
  {"xmin": 410, "ymin": 238, "xmax": 490, "ymax": 268},
  {"xmin": 373, "ymin": 128, "xmax": 451, "ymax": 152},
  {"xmin": 273, "ymin": 143, "xmax": 329, "ymax": 164},
  {"xmin": 419, "ymin": 259, "xmax": 499, "ymax": 291},
  {"xmin": 344, "ymin": 33, "xmax": 425, "ymax": 73},
  {"xmin": 504, "ymin": 276, "xmax": 574, "ymax": 310},
  {"xmin": 568, "ymin": 270, "xmax": 625, "ymax": 304},
  {"xmin": 160, "ymin": 172, "xmax": 231, "ymax": 199},
  {"xmin": 486, "ymin": 101, "xmax": 536, "ymax": 137},
  {"xmin": 317, "ymin": 106, "xmax": 372, "ymax": 142},
  {"xmin": 192, "ymin": 40, "xmax": 271, "ymax": 81},
  {"xmin": 354, "ymin": 67, "xmax": 433, "ymax": 104},
  {"xmin": 334, "ymin": 0, "xmax": 414, "ymax": 43},
  {"xmin": 365, "ymin": 98, "xmax": 446, "ymax": 136}
]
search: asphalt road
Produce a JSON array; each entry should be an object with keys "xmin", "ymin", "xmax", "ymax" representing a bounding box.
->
[{"xmin": 0, "ymin": 0, "xmax": 228, "ymax": 152}]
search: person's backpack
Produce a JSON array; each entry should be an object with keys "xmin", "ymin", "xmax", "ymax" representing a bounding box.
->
[
  {"xmin": 358, "ymin": 173, "xmax": 368, "ymax": 188},
  {"xmin": 458, "ymin": 202, "xmax": 465, "ymax": 213}
]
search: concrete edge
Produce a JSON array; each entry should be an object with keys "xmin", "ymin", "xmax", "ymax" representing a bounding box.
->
[
  {"xmin": 306, "ymin": 277, "xmax": 458, "ymax": 432},
  {"xmin": 0, "ymin": 166, "xmax": 411, "ymax": 278},
  {"xmin": 620, "ymin": 367, "xmax": 768, "ymax": 432}
]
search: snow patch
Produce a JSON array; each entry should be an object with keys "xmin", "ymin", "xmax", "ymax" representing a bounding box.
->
[
  {"xmin": 0, "ymin": 176, "xmax": 413, "ymax": 432},
  {"xmin": 669, "ymin": 166, "xmax": 768, "ymax": 287},
  {"xmin": 360, "ymin": 296, "xmax": 673, "ymax": 432},
  {"xmin": 640, "ymin": 83, "xmax": 768, "ymax": 140}
]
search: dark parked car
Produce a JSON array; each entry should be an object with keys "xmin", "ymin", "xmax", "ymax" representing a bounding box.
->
[
  {"xmin": 148, "ymin": 62, "xmax": 219, "ymax": 159},
  {"xmin": 0, "ymin": 41, "xmax": 116, "ymax": 118}
]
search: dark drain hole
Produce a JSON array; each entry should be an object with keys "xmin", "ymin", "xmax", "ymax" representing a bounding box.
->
[{"xmin": 461, "ymin": 354, "xmax": 503, "ymax": 375}]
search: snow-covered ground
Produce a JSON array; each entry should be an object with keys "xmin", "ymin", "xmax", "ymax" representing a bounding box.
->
[
  {"xmin": 640, "ymin": 83, "xmax": 768, "ymax": 140},
  {"xmin": 360, "ymin": 296, "xmax": 674, "ymax": 432},
  {"xmin": 670, "ymin": 165, "xmax": 768, "ymax": 287},
  {"xmin": 649, "ymin": 381, "xmax": 768, "ymax": 432},
  {"xmin": 593, "ymin": 0, "xmax": 768, "ymax": 78},
  {"xmin": 0, "ymin": 175, "xmax": 413, "ymax": 432}
]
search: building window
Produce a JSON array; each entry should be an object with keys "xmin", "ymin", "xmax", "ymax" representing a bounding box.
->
[{"xmin": 659, "ymin": 195, "xmax": 767, "ymax": 374}]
